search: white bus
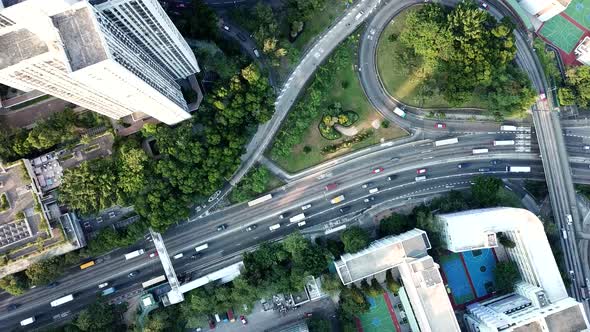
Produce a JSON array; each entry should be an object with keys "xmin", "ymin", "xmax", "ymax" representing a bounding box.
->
[
  {"xmin": 20, "ymin": 317, "xmax": 35, "ymax": 326},
  {"xmin": 472, "ymin": 148, "xmax": 489, "ymax": 154},
  {"xmin": 507, "ymin": 166, "xmax": 531, "ymax": 173},
  {"xmin": 142, "ymin": 275, "xmax": 166, "ymax": 289},
  {"xmin": 247, "ymin": 194, "xmax": 272, "ymax": 207},
  {"xmin": 124, "ymin": 249, "xmax": 145, "ymax": 260},
  {"xmin": 195, "ymin": 243, "xmax": 209, "ymax": 252},
  {"xmin": 434, "ymin": 138, "xmax": 459, "ymax": 147},
  {"xmin": 290, "ymin": 213, "xmax": 306, "ymax": 223},
  {"xmin": 500, "ymin": 125, "xmax": 517, "ymax": 131},
  {"xmin": 493, "ymin": 140, "xmax": 515, "ymax": 146},
  {"xmin": 393, "ymin": 107, "xmax": 406, "ymax": 118},
  {"xmin": 50, "ymin": 294, "xmax": 74, "ymax": 307}
]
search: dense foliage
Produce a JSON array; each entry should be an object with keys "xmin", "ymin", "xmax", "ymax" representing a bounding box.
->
[
  {"xmin": 494, "ymin": 261, "xmax": 521, "ymax": 293},
  {"xmin": 340, "ymin": 226, "xmax": 370, "ymax": 253},
  {"xmin": 230, "ymin": 166, "xmax": 273, "ymax": 203},
  {"xmin": 564, "ymin": 66, "xmax": 590, "ymax": 108},
  {"xmin": 59, "ymin": 64, "xmax": 274, "ymax": 231},
  {"xmin": 395, "ymin": 2, "xmax": 535, "ymax": 118}
]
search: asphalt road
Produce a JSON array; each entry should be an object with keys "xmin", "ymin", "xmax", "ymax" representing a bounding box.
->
[{"xmin": 4, "ymin": 130, "xmax": 590, "ymax": 330}]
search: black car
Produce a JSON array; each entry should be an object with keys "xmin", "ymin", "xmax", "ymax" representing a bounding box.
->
[
  {"xmin": 339, "ymin": 206, "xmax": 351, "ymax": 213},
  {"xmin": 128, "ymin": 270, "xmax": 140, "ymax": 278},
  {"xmin": 7, "ymin": 303, "xmax": 18, "ymax": 311},
  {"xmin": 457, "ymin": 163, "xmax": 469, "ymax": 169},
  {"xmin": 217, "ymin": 224, "xmax": 227, "ymax": 231},
  {"xmin": 191, "ymin": 253, "xmax": 202, "ymax": 260},
  {"xmin": 478, "ymin": 168, "xmax": 491, "ymax": 172},
  {"xmin": 387, "ymin": 174, "xmax": 398, "ymax": 181},
  {"xmin": 47, "ymin": 282, "xmax": 59, "ymax": 288},
  {"xmin": 236, "ymin": 33, "xmax": 246, "ymax": 42}
]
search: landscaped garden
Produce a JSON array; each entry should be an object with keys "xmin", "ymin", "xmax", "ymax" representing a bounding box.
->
[{"xmin": 269, "ymin": 33, "xmax": 407, "ymax": 173}]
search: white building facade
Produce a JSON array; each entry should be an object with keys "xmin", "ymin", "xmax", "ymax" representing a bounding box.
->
[
  {"xmin": 0, "ymin": 0, "xmax": 193, "ymax": 125},
  {"xmin": 90, "ymin": 0, "xmax": 199, "ymax": 79}
]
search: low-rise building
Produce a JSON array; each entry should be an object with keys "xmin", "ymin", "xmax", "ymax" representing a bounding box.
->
[{"xmin": 438, "ymin": 207, "xmax": 589, "ymax": 332}]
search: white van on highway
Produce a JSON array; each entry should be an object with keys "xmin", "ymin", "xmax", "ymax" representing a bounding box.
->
[
  {"xmin": 173, "ymin": 253, "xmax": 184, "ymax": 260},
  {"xmin": 269, "ymin": 223, "xmax": 281, "ymax": 231},
  {"xmin": 368, "ymin": 188, "xmax": 379, "ymax": 194},
  {"xmin": 20, "ymin": 317, "xmax": 35, "ymax": 326},
  {"xmin": 415, "ymin": 176, "xmax": 427, "ymax": 182}
]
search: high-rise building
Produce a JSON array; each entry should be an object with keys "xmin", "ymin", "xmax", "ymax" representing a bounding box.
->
[
  {"xmin": 517, "ymin": 0, "xmax": 571, "ymax": 22},
  {"xmin": 0, "ymin": 0, "xmax": 196, "ymax": 125},
  {"xmin": 90, "ymin": 0, "xmax": 199, "ymax": 79}
]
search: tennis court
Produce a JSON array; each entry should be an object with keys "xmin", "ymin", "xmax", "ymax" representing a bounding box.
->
[
  {"xmin": 462, "ymin": 249, "xmax": 497, "ymax": 298},
  {"xmin": 357, "ymin": 295, "xmax": 396, "ymax": 332},
  {"xmin": 566, "ymin": 0, "xmax": 590, "ymax": 30},
  {"xmin": 539, "ymin": 15, "xmax": 585, "ymax": 52},
  {"xmin": 440, "ymin": 253, "xmax": 475, "ymax": 305}
]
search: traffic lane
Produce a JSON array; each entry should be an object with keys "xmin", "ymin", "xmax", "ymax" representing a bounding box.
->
[{"xmin": 0, "ymin": 164, "xmax": 548, "ymax": 330}]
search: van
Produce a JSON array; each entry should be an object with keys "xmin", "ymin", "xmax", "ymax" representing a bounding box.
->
[
  {"xmin": 20, "ymin": 317, "xmax": 35, "ymax": 326},
  {"xmin": 415, "ymin": 176, "xmax": 427, "ymax": 182},
  {"xmin": 253, "ymin": 49, "xmax": 260, "ymax": 58},
  {"xmin": 214, "ymin": 313, "xmax": 221, "ymax": 323},
  {"xmin": 173, "ymin": 253, "xmax": 184, "ymax": 260},
  {"xmin": 269, "ymin": 223, "xmax": 281, "ymax": 231},
  {"xmin": 368, "ymin": 188, "xmax": 379, "ymax": 194},
  {"xmin": 297, "ymin": 221, "xmax": 306, "ymax": 227}
]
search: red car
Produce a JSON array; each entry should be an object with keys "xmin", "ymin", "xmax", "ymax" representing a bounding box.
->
[
  {"xmin": 416, "ymin": 168, "xmax": 427, "ymax": 174},
  {"xmin": 435, "ymin": 123, "xmax": 446, "ymax": 129},
  {"xmin": 324, "ymin": 183, "xmax": 338, "ymax": 191},
  {"xmin": 372, "ymin": 167, "xmax": 384, "ymax": 174},
  {"xmin": 240, "ymin": 315, "xmax": 247, "ymax": 325}
]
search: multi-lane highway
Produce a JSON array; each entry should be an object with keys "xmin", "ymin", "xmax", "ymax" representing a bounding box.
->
[{"xmin": 4, "ymin": 129, "xmax": 590, "ymax": 330}]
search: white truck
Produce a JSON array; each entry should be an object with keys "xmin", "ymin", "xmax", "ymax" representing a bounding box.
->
[
  {"xmin": 50, "ymin": 294, "xmax": 74, "ymax": 307},
  {"xmin": 507, "ymin": 166, "xmax": 531, "ymax": 173},
  {"xmin": 472, "ymin": 148, "xmax": 489, "ymax": 154},
  {"xmin": 393, "ymin": 107, "xmax": 406, "ymax": 118},
  {"xmin": 493, "ymin": 140, "xmax": 515, "ymax": 146},
  {"xmin": 290, "ymin": 213, "xmax": 306, "ymax": 223},
  {"xmin": 195, "ymin": 243, "xmax": 209, "ymax": 252},
  {"xmin": 124, "ymin": 249, "xmax": 145, "ymax": 260},
  {"xmin": 434, "ymin": 138, "xmax": 459, "ymax": 147},
  {"xmin": 500, "ymin": 125, "xmax": 517, "ymax": 131}
]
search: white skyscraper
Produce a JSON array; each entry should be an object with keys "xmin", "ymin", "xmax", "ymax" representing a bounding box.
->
[
  {"xmin": 90, "ymin": 0, "xmax": 199, "ymax": 79},
  {"xmin": 0, "ymin": 0, "xmax": 196, "ymax": 125}
]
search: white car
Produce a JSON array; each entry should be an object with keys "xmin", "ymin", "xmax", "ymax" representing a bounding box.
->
[
  {"xmin": 98, "ymin": 282, "xmax": 109, "ymax": 289},
  {"xmin": 301, "ymin": 204, "xmax": 312, "ymax": 210}
]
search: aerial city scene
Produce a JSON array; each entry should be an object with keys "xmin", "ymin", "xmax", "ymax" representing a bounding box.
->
[{"xmin": 2, "ymin": 0, "xmax": 590, "ymax": 331}]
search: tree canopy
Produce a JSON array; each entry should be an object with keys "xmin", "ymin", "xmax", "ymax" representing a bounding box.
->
[
  {"xmin": 396, "ymin": 2, "xmax": 534, "ymax": 117},
  {"xmin": 494, "ymin": 261, "xmax": 520, "ymax": 293},
  {"xmin": 340, "ymin": 226, "xmax": 370, "ymax": 253}
]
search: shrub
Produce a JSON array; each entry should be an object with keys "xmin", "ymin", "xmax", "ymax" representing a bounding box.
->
[
  {"xmin": 381, "ymin": 120, "xmax": 390, "ymax": 128},
  {"xmin": 303, "ymin": 146, "xmax": 312, "ymax": 154}
]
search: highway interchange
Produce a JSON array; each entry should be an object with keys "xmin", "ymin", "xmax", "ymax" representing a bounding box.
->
[{"xmin": 3, "ymin": 0, "xmax": 590, "ymax": 330}]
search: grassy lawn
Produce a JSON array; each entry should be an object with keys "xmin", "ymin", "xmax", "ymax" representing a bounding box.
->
[
  {"xmin": 376, "ymin": 8, "xmax": 487, "ymax": 109},
  {"xmin": 272, "ymin": 33, "xmax": 407, "ymax": 173}
]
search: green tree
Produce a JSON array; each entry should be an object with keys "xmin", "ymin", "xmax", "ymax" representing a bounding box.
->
[
  {"xmin": 339, "ymin": 284, "xmax": 369, "ymax": 317},
  {"xmin": 471, "ymin": 175, "xmax": 503, "ymax": 207},
  {"xmin": 558, "ymin": 87, "xmax": 575, "ymax": 106},
  {"xmin": 385, "ymin": 269, "xmax": 400, "ymax": 294},
  {"xmin": 75, "ymin": 301, "xmax": 125, "ymax": 332},
  {"xmin": 0, "ymin": 273, "xmax": 29, "ymax": 296},
  {"xmin": 116, "ymin": 141, "xmax": 148, "ymax": 200},
  {"xmin": 369, "ymin": 278, "xmax": 384, "ymax": 297},
  {"xmin": 320, "ymin": 274, "xmax": 342, "ymax": 296},
  {"xmin": 59, "ymin": 159, "xmax": 118, "ymax": 214},
  {"xmin": 25, "ymin": 257, "xmax": 64, "ymax": 285},
  {"xmin": 566, "ymin": 66, "xmax": 590, "ymax": 107},
  {"xmin": 341, "ymin": 226, "xmax": 370, "ymax": 253},
  {"xmin": 379, "ymin": 213, "xmax": 415, "ymax": 237},
  {"xmin": 308, "ymin": 317, "xmax": 331, "ymax": 332},
  {"xmin": 494, "ymin": 261, "xmax": 520, "ymax": 293}
]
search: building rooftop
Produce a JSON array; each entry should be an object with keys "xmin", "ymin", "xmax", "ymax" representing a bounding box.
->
[
  {"xmin": 439, "ymin": 208, "xmax": 568, "ymax": 303},
  {"xmin": 335, "ymin": 229, "xmax": 430, "ymax": 284},
  {"xmin": 545, "ymin": 303, "xmax": 588, "ymax": 332},
  {"xmin": 51, "ymin": 3, "xmax": 107, "ymax": 71},
  {"xmin": 0, "ymin": 28, "xmax": 48, "ymax": 70}
]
